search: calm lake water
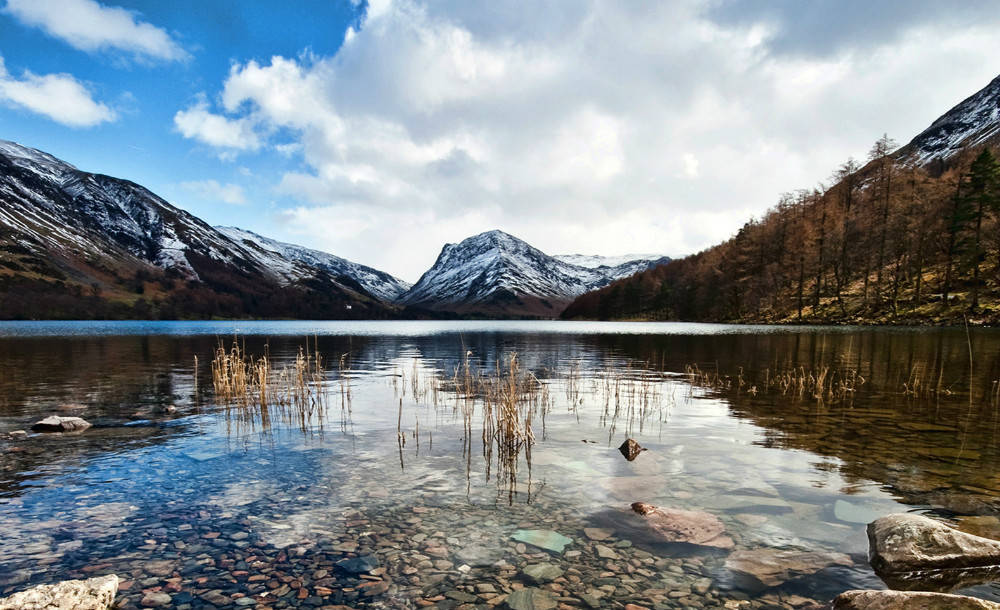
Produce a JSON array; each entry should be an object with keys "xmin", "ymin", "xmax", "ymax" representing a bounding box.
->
[{"xmin": 1, "ymin": 320, "xmax": 999, "ymax": 609}]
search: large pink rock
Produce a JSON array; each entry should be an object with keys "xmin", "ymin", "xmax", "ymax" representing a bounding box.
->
[
  {"xmin": 629, "ymin": 502, "xmax": 734, "ymax": 548},
  {"xmin": 834, "ymin": 590, "xmax": 1000, "ymax": 609}
]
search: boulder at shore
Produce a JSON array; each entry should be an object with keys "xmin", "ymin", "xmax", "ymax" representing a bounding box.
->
[
  {"xmin": 31, "ymin": 416, "xmax": 92, "ymax": 433},
  {"xmin": 834, "ymin": 589, "xmax": 1000, "ymax": 609},
  {"xmin": 868, "ymin": 513, "xmax": 1000, "ymax": 573},
  {"xmin": 0, "ymin": 574, "xmax": 119, "ymax": 610},
  {"xmin": 629, "ymin": 502, "xmax": 734, "ymax": 548}
]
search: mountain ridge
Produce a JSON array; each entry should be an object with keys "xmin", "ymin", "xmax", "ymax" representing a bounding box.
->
[
  {"xmin": 0, "ymin": 138, "xmax": 402, "ymax": 319},
  {"xmin": 399, "ymin": 230, "xmax": 669, "ymax": 317}
]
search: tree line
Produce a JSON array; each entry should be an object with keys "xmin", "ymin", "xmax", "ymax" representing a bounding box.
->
[{"xmin": 562, "ymin": 140, "xmax": 1000, "ymax": 324}]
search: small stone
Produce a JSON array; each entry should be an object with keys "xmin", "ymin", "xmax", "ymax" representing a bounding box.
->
[
  {"xmin": 583, "ymin": 528, "xmax": 614, "ymax": 541},
  {"xmin": 31, "ymin": 415, "xmax": 92, "ymax": 433},
  {"xmin": 144, "ymin": 560, "xmax": 175, "ymax": 577},
  {"xmin": 141, "ymin": 592, "xmax": 172, "ymax": 607},
  {"xmin": 337, "ymin": 555, "xmax": 380, "ymax": 574},
  {"xmin": 506, "ymin": 588, "xmax": 557, "ymax": 610},
  {"xmin": 595, "ymin": 545, "xmax": 619, "ymax": 560},
  {"xmin": 523, "ymin": 563, "xmax": 564, "ymax": 584},
  {"xmin": 446, "ymin": 591, "xmax": 478, "ymax": 603},
  {"xmin": 618, "ymin": 439, "xmax": 646, "ymax": 461},
  {"xmin": 512, "ymin": 530, "xmax": 573, "ymax": 554}
]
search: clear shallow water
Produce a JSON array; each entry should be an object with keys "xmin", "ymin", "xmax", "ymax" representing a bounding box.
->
[{"xmin": 1, "ymin": 321, "xmax": 999, "ymax": 609}]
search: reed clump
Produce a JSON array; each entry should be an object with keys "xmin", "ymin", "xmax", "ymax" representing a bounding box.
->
[
  {"xmin": 685, "ymin": 363, "xmax": 865, "ymax": 403},
  {"xmin": 210, "ymin": 338, "xmax": 327, "ymax": 432}
]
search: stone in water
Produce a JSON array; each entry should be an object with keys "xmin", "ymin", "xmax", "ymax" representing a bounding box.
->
[{"xmin": 512, "ymin": 529, "xmax": 573, "ymax": 554}]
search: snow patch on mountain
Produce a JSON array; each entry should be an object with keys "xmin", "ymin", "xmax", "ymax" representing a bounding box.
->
[
  {"xmin": 216, "ymin": 227, "xmax": 411, "ymax": 301},
  {"xmin": 902, "ymin": 74, "xmax": 1000, "ymax": 166},
  {"xmin": 553, "ymin": 253, "xmax": 660, "ymax": 268},
  {"xmin": 0, "ymin": 139, "xmax": 408, "ymax": 305}
]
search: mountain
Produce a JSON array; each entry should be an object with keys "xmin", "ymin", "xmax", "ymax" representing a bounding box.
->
[
  {"xmin": 216, "ymin": 226, "xmax": 410, "ymax": 302},
  {"xmin": 897, "ymin": 74, "xmax": 1000, "ymax": 167},
  {"xmin": 0, "ymin": 139, "xmax": 403, "ymax": 319},
  {"xmin": 563, "ymin": 74, "xmax": 1000, "ymax": 325},
  {"xmin": 398, "ymin": 230, "xmax": 669, "ymax": 316}
]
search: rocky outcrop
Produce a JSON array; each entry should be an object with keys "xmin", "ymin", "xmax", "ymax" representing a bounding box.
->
[
  {"xmin": 834, "ymin": 590, "xmax": 1000, "ymax": 609},
  {"xmin": 629, "ymin": 502, "xmax": 734, "ymax": 548},
  {"xmin": 0, "ymin": 574, "xmax": 118, "ymax": 610},
  {"xmin": 868, "ymin": 513, "xmax": 1000, "ymax": 573},
  {"xmin": 725, "ymin": 549, "xmax": 853, "ymax": 589},
  {"xmin": 31, "ymin": 416, "xmax": 92, "ymax": 433}
]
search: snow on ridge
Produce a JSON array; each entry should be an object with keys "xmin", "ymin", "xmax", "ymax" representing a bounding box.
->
[
  {"xmin": 0, "ymin": 139, "xmax": 78, "ymax": 184},
  {"xmin": 400, "ymin": 230, "xmax": 668, "ymax": 309},
  {"xmin": 904, "ymin": 73, "xmax": 1000, "ymax": 165},
  {"xmin": 216, "ymin": 226, "xmax": 411, "ymax": 301},
  {"xmin": 553, "ymin": 253, "xmax": 667, "ymax": 269}
]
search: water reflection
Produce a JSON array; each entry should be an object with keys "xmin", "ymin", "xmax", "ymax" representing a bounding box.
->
[{"xmin": 1, "ymin": 322, "xmax": 1000, "ymax": 607}]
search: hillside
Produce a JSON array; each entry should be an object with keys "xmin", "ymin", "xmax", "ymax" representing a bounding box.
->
[
  {"xmin": 563, "ymin": 74, "xmax": 1000, "ymax": 325},
  {"xmin": 0, "ymin": 140, "xmax": 401, "ymax": 320}
]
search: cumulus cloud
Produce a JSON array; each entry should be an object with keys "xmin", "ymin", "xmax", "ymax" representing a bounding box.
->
[
  {"xmin": 3, "ymin": 0, "xmax": 188, "ymax": 61},
  {"xmin": 180, "ymin": 179, "xmax": 247, "ymax": 205},
  {"xmin": 176, "ymin": 0, "xmax": 1000, "ymax": 281},
  {"xmin": 0, "ymin": 57, "xmax": 116, "ymax": 127},
  {"xmin": 174, "ymin": 99, "xmax": 261, "ymax": 151}
]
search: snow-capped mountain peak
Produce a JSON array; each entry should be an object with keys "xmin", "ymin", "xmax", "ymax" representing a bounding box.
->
[{"xmin": 399, "ymin": 230, "xmax": 669, "ymax": 316}]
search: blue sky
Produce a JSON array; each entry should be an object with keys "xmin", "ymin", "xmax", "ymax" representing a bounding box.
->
[
  {"xmin": 2, "ymin": 1, "xmax": 1000, "ymax": 282},
  {"xmin": 0, "ymin": 0, "xmax": 362, "ymax": 232}
]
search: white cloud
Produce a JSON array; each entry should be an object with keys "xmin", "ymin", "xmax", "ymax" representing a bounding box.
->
[
  {"xmin": 174, "ymin": 99, "xmax": 261, "ymax": 151},
  {"xmin": 3, "ymin": 0, "xmax": 188, "ymax": 61},
  {"xmin": 178, "ymin": 0, "xmax": 1000, "ymax": 282},
  {"xmin": 0, "ymin": 57, "xmax": 116, "ymax": 127},
  {"xmin": 682, "ymin": 153, "xmax": 699, "ymax": 178},
  {"xmin": 180, "ymin": 179, "xmax": 247, "ymax": 205}
]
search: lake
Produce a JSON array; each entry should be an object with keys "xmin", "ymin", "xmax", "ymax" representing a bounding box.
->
[{"xmin": 1, "ymin": 320, "xmax": 999, "ymax": 609}]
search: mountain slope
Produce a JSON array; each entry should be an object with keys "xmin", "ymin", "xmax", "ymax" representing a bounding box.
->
[
  {"xmin": 399, "ymin": 230, "xmax": 669, "ymax": 316},
  {"xmin": 0, "ymin": 139, "xmax": 400, "ymax": 319},
  {"xmin": 563, "ymin": 74, "xmax": 1000, "ymax": 325},
  {"xmin": 897, "ymin": 73, "xmax": 1000, "ymax": 167},
  {"xmin": 216, "ymin": 226, "xmax": 411, "ymax": 302}
]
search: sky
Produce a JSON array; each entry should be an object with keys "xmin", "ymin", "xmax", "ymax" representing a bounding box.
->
[{"xmin": 2, "ymin": 1, "xmax": 1000, "ymax": 283}]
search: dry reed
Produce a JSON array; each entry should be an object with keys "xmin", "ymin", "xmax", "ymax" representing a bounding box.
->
[{"xmin": 210, "ymin": 338, "xmax": 327, "ymax": 433}]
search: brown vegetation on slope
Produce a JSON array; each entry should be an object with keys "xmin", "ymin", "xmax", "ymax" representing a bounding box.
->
[{"xmin": 562, "ymin": 139, "xmax": 1000, "ymax": 325}]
